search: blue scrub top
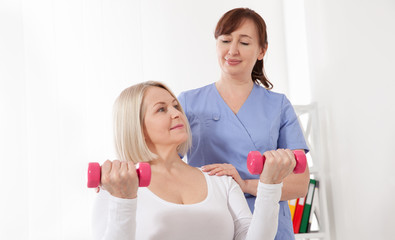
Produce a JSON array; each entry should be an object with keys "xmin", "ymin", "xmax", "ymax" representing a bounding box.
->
[{"xmin": 179, "ymin": 83, "xmax": 309, "ymax": 240}]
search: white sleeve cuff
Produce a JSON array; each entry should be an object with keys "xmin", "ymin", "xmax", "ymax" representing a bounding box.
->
[{"xmin": 256, "ymin": 181, "xmax": 282, "ymax": 204}]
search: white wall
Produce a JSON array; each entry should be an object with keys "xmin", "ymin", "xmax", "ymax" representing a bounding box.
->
[
  {"xmin": 304, "ymin": 0, "xmax": 395, "ymax": 239},
  {"xmin": 0, "ymin": 0, "xmax": 28, "ymax": 238}
]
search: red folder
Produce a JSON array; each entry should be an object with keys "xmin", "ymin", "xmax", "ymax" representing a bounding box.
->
[{"xmin": 293, "ymin": 197, "xmax": 305, "ymax": 233}]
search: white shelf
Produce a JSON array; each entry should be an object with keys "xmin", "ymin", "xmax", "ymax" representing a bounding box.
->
[
  {"xmin": 293, "ymin": 104, "xmax": 330, "ymax": 240},
  {"xmin": 295, "ymin": 232, "xmax": 326, "ymax": 239}
]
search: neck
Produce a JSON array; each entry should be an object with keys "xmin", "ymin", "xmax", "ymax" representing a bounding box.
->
[
  {"xmin": 216, "ymin": 75, "xmax": 254, "ymax": 95},
  {"xmin": 148, "ymin": 145, "xmax": 185, "ymax": 172},
  {"xmin": 220, "ymin": 71, "xmax": 252, "ymax": 85}
]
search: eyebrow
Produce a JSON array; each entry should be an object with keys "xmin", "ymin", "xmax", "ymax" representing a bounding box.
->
[
  {"xmin": 153, "ymin": 99, "xmax": 177, "ymax": 107},
  {"xmin": 239, "ymin": 34, "xmax": 252, "ymax": 39},
  {"xmin": 221, "ymin": 34, "xmax": 252, "ymax": 39}
]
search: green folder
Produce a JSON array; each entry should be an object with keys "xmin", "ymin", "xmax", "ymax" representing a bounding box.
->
[{"xmin": 299, "ymin": 179, "xmax": 316, "ymax": 233}]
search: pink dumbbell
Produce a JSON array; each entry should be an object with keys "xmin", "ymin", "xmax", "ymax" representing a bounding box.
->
[
  {"xmin": 247, "ymin": 150, "xmax": 307, "ymax": 175},
  {"xmin": 87, "ymin": 162, "xmax": 151, "ymax": 188}
]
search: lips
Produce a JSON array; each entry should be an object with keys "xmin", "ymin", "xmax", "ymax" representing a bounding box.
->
[
  {"xmin": 225, "ymin": 58, "xmax": 241, "ymax": 66},
  {"xmin": 170, "ymin": 124, "xmax": 184, "ymax": 130}
]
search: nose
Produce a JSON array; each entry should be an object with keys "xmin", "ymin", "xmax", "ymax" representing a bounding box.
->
[
  {"xmin": 228, "ymin": 42, "xmax": 239, "ymax": 56},
  {"xmin": 170, "ymin": 106, "xmax": 181, "ymax": 119}
]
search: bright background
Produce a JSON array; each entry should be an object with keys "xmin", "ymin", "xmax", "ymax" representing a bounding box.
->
[{"xmin": 1, "ymin": 0, "xmax": 394, "ymax": 239}]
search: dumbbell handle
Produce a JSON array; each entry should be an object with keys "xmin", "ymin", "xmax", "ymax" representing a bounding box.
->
[
  {"xmin": 247, "ymin": 150, "xmax": 307, "ymax": 175},
  {"xmin": 87, "ymin": 162, "xmax": 151, "ymax": 188}
]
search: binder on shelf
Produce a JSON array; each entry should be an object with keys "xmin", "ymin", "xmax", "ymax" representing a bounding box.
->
[
  {"xmin": 288, "ymin": 199, "xmax": 297, "ymax": 221},
  {"xmin": 292, "ymin": 196, "xmax": 305, "ymax": 233},
  {"xmin": 307, "ymin": 181, "xmax": 320, "ymax": 233},
  {"xmin": 299, "ymin": 179, "xmax": 317, "ymax": 233}
]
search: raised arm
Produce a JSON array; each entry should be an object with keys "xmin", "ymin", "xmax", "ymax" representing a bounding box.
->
[
  {"xmin": 91, "ymin": 160, "xmax": 139, "ymax": 240},
  {"xmin": 227, "ymin": 179, "xmax": 282, "ymax": 240},
  {"xmin": 228, "ymin": 149, "xmax": 295, "ymax": 240},
  {"xmin": 92, "ymin": 190, "xmax": 137, "ymax": 240}
]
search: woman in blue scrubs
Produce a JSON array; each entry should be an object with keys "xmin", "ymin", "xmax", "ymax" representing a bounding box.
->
[{"xmin": 178, "ymin": 8, "xmax": 310, "ymax": 240}]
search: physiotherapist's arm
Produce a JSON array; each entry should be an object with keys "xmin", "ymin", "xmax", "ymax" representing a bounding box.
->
[
  {"xmin": 277, "ymin": 97, "xmax": 310, "ymax": 199},
  {"xmin": 280, "ymin": 157, "xmax": 310, "ymax": 201}
]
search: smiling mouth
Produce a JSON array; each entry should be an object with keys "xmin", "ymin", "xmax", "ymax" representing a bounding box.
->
[
  {"xmin": 225, "ymin": 59, "xmax": 241, "ymax": 65},
  {"xmin": 170, "ymin": 124, "xmax": 184, "ymax": 130}
]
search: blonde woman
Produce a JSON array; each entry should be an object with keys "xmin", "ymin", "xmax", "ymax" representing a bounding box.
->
[{"xmin": 92, "ymin": 81, "xmax": 296, "ymax": 240}]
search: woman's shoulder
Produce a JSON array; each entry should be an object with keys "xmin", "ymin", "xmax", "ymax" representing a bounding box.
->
[
  {"xmin": 200, "ymin": 169, "xmax": 238, "ymax": 192},
  {"xmin": 255, "ymin": 84, "xmax": 286, "ymax": 99},
  {"xmin": 178, "ymin": 83, "xmax": 216, "ymax": 112},
  {"xmin": 253, "ymin": 84, "xmax": 291, "ymax": 109}
]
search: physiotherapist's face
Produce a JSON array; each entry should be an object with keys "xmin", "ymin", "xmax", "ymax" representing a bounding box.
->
[
  {"xmin": 142, "ymin": 87, "xmax": 188, "ymax": 150},
  {"xmin": 216, "ymin": 19, "xmax": 264, "ymax": 79}
]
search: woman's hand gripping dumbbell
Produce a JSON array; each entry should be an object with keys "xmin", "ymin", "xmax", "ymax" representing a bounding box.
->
[
  {"xmin": 247, "ymin": 150, "xmax": 307, "ymax": 184},
  {"xmin": 87, "ymin": 160, "xmax": 151, "ymax": 199}
]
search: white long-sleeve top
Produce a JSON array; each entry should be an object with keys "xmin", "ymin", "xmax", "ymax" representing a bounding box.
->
[{"xmin": 92, "ymin": 170, "xmax": 282, "ymax": 240}]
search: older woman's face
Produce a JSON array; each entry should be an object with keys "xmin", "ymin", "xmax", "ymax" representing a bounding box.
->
[
  {"xmin": 142, "ymin": 87, "xmax": 188, "ymax": 150},
  {"xmin": 216, "ymin": 19, "xmax": 265, "ymax": 79}
]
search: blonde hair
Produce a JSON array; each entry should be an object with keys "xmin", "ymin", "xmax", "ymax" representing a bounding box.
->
[{"xmin": 113, "ymin": 81, "xmax": 192, "ymax": 163}]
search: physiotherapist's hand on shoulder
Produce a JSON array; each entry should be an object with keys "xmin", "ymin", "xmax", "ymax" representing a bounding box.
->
[
  {"xmin": 202, "ymin": 163, "xmax": 248, "ymax": 191},
  {"xmin": 100, "ymin": 160, "xmax": 139, "ymax": 199},
  {"xmin": 260, "ymin": 149, "xmax": 296, "ymax": 184}
]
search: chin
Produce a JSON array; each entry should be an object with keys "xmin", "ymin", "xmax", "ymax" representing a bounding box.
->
[{"xmin": 176, "ymin": 135, "xmax": 188, "ymax": 144}]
